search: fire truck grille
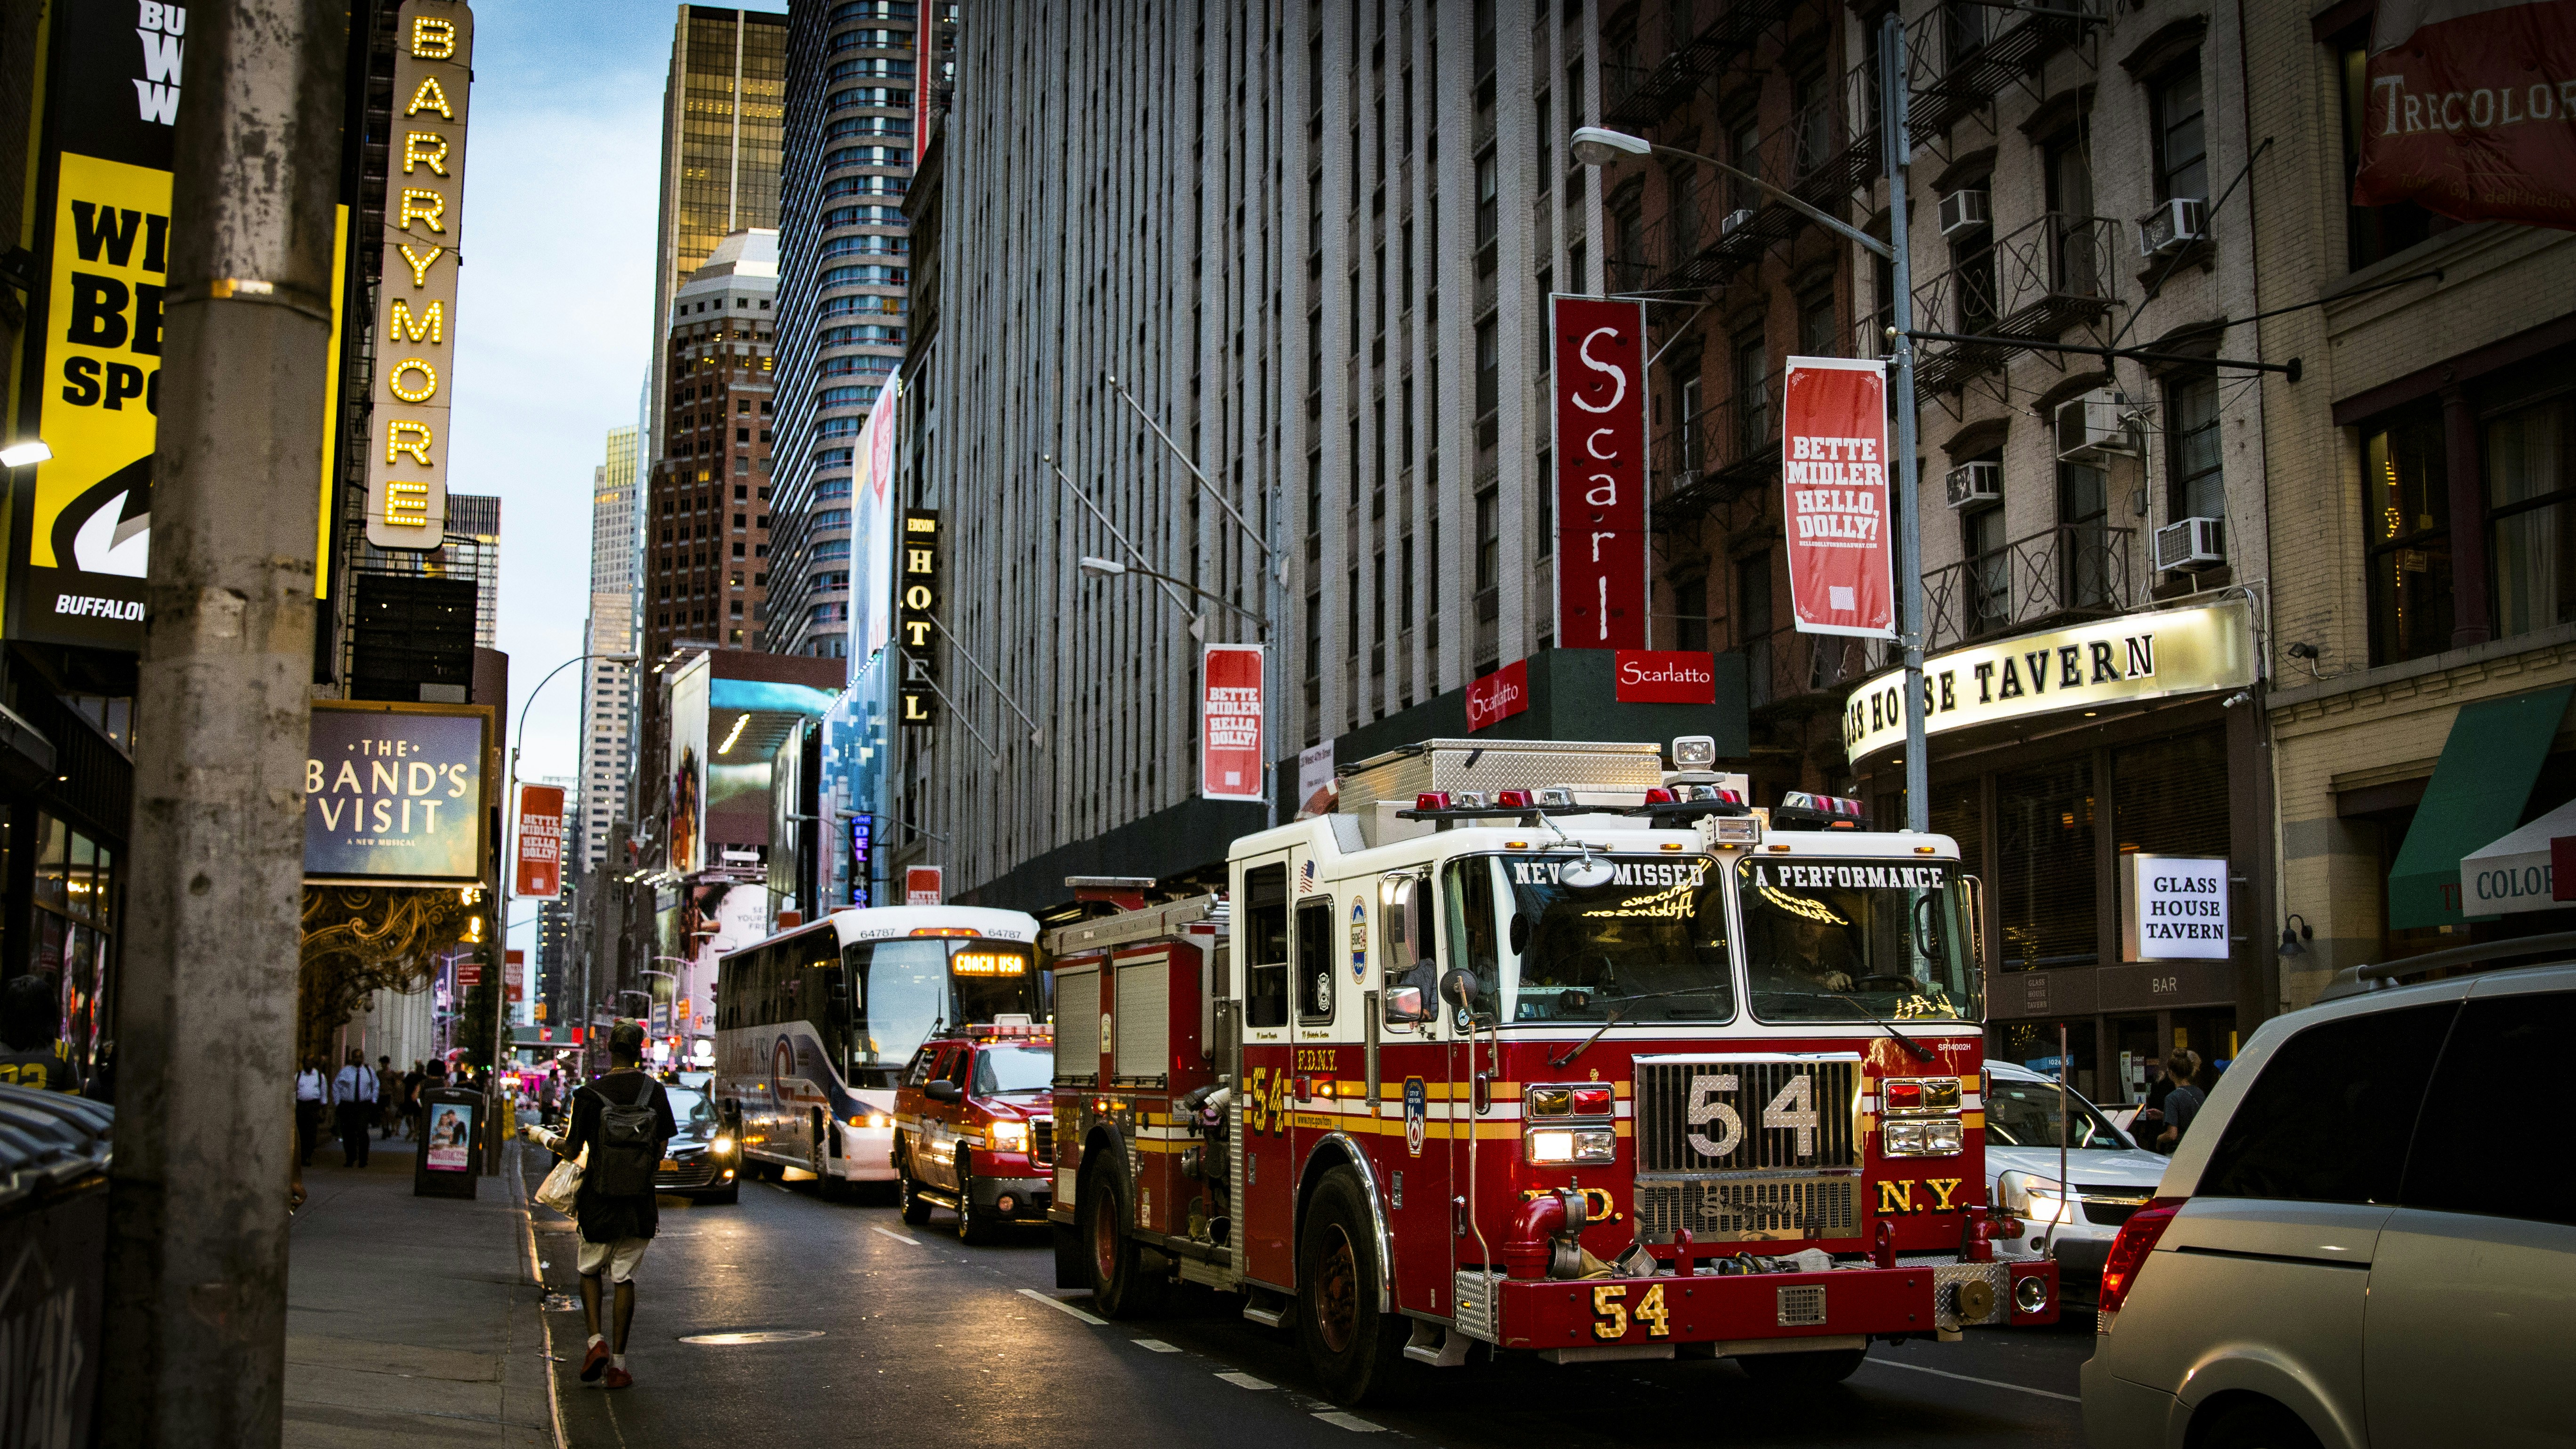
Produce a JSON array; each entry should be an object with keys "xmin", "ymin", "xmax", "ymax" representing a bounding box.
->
[
  {"xmin": 1031, "ymin": 1117, "xmax": 1055, "ymax": 1168},
  {"xmin": 1632, "ymin": 1057, "xmax": 1863, "ymax": 1176},
  {"xmin": 1633, "ymin": 1176, "xmax": 1860, "ymax": 1243}
]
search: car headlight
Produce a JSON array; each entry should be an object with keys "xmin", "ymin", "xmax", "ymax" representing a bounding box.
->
[
  {"xmin": 1881, "ymin": 1118, "xmax": 1964, "ymax": 1157},
  {"xmin": 1525, "ymin": 1127, "xmax": 1617, "ymax": 1165},
  {"xmin": 1999, "ymin": 1171, "xmax": 2067, "ymax": 1223},
  {"xmin": 710, "ymin": 1135, "xmax": 734, "ymax": 1154},
  {"xmin": 989, "ymin": 1120, "xmax": 1030, "ymax": 1152}
]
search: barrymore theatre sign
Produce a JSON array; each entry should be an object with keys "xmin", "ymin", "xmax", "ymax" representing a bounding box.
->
[{"xmin": 1845, "ymin": 599, "xmax": 2256, "ymax": 764}]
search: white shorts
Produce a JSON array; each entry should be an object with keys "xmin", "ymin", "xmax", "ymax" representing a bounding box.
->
[{"xmin": 576, "ymin": 1236, "xmax": 650, "ymax": 1283}]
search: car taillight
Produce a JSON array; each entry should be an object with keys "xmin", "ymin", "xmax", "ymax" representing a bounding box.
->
[{"xmin": 2095, "ymin": 1196, "xmax": 2186, "ymax": 1332}]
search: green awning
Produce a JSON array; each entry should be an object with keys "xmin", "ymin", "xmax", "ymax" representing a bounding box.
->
[{"xmin": 2389, "ymin": 684, "xmax": 2573, "ymax": 929}]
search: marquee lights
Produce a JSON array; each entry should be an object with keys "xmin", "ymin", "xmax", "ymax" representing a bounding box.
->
[{"xmin": 365, "ymin": 1, "xmax": 473, "ymax": 548}]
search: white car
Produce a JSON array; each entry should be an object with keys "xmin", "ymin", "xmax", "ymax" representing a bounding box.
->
[
  {"xmin": 2082, "ymin": 960, "xmax": 2574, "ymax": 1449},
  {"xmin": 1980, "ymin": 1059, "xmax": 2165, "ymax": 1306}
]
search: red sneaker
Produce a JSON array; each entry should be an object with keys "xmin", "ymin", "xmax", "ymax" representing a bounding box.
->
[
  {"xmin": 579, "ymin": 1341, "xmax": 609, "ymax": 1382},
  {"xmin": 603, "ymin": 1366, "xmax": 633, "ymax": 1390}
]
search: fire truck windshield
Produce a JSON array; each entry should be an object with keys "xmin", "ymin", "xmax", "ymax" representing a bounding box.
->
[
  {"xmin": 1441, "ymin": 854, "xmax": 1734, "ymax": 1024},
  {"xmin": 1734, "ymin": 857, "xmax": 1979, "ymax": 1023},
  {"xmin": 972, "ymin": 1044, "xmax": 1054, "ymax": 1095}
]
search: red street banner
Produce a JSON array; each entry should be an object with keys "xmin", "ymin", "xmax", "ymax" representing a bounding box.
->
[
  {"xmin": 1465, "ymin": 659, "xmax": 1530, "ymax": 732},
  {"xmin": 2353, "ymin": 0, "xmax": 2576, "ymax": 230},
  {"xmin": 514, "ymin": 783, "xmax": 566, "ymax": 899},
  {"xmin": 905, "ymin": 865, "xmax": 943, "ymax": 906},
  {"xmin": 1200, "ymin": 643, "xmax": 1265, "ymax": 801},
  {"xmin": 1551, "ymin": 296, "xmax": 1650, "ymax": 649},
  {"xmin": 1615, "ymin": 650, "xmax": 1717, "ymax": 703},
  {"xmin": 457, "ymin": 960, "xmax": 483, "ymax": 988},
  {"xmin": 1781, "ymin": 356, "xmax": 1896, "ymax": 640},
  {"xmin": 504, "ymin": 950, "xmax": 525, "ymax": 1004}
]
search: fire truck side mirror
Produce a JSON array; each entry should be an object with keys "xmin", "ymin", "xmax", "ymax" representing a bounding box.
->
[
  {"xmin": 1441, "ymin": 968, "xmax": 1481, "ymax": 1014},
  {"xmin": 1383, "ymin": 985, "xmax": 1426, "ymax": 1022},
  {"xmin": 1382, "ymin": 874, "xmax": 1425, "ymax": 971},
  {"xmin": 925, "ymin": 1079, "xmax": 962, "ymax": 1103},
  {"xmin": 1961, "ymin": 873, "xmax": 1991, "ymax": 974}
]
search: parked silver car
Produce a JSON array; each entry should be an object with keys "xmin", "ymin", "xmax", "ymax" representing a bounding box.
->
[
  {"xmin": 1980, "ymin": 1059, "xmax": 2164, "ymax": 1305},
  {"xmin": 2082, "ymin": 960, "xmax": 2574, "ymax": 1449}
]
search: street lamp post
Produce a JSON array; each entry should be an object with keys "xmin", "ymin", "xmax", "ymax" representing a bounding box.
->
[
  {"xmin": 1570, "ymin": 9, "xmax": 1931, "ymax": 834},
  {"xmin": 1077, "ymin": 555, "xmax": 1274, "ymax": 636},
  {"xmin": 506, "ymin": 651, "xmax": 639, "ymax": 1085}
]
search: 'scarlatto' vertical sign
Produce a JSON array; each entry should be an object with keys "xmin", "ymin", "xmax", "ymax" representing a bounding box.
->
[{"xmin": 366, "ymin": 0, "xmax": 474, "ymax": 549}]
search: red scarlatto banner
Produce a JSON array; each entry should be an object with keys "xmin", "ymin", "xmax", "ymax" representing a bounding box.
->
[
  {"xmin": 1201, "ymin": 643, "xmax": 1264, "ymax": 801},
  {"xmin": 1614, "ymin": 650, "xmax": 1716, "ymax": 704},
  {"xmin": 514, "ymin": 783, "xmax": 565, "ymax": 899},
  {"xmin": 1465, "ymin": 659, "xmax": 1530, "ymax": 732},
  {"xmin": 1551, "ymin": 296, "xmax": 1650, "ymax": 649},
  {"xmin": 2352, "ymin": 0, "xmax": 2576, "ymax": 230},
  {"xmin": 1781, "ymin": 357, "xmax": 1895, "ymax": 640}
]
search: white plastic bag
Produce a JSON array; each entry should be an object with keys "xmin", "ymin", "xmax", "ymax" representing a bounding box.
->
[{"xmin": 535, "ymin": 1143, "xmax": 587, "ymax": 1216}]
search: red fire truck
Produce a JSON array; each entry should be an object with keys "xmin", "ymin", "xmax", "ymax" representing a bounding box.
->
[{"xmin": 1042, "ymin": 737, "xmax": 2054, "ymax": 1406}]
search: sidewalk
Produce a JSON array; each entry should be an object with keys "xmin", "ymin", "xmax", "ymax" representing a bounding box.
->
[{"xmin": 282, "ymin": 1128, "xmax": 558, "ymax": 1448}]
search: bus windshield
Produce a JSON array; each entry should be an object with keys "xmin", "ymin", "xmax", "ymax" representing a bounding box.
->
[
  {"xmin": 847, "ymin": 938, "xmax": 1042, "ymax": 1087},
  {"xmin": 1735, "ymin": 857, "xmax": 1979, "ymax": 1023},
  {"xmin": 1442, "ymin": 854, "xmax": 1734, "ymax": 1024}
]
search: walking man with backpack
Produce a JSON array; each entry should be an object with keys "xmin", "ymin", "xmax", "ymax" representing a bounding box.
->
[{"xmin": 557, "ymin": 1021, "xmax": 674, "ymax": 1391}]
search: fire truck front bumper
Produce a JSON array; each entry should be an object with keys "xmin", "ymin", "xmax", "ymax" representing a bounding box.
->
[{"xmin": 1462, "ymin": 1258, "xmax": 2057, "ymax": 1355}]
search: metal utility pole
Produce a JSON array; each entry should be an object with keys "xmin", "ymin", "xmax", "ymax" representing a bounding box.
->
[
  {"xmin": 102, "ymin": 2, "xmax": 347, "ymax": 1446},
  {"xmin": 1880, "ymin": 12, "xmax": 1931, "ymax": 835}
]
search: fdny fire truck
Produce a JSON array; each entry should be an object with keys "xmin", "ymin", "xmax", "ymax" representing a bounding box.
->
[{"xmin": 1043, "ymin": 737, "xmax": 2054, "ymax": 1406}]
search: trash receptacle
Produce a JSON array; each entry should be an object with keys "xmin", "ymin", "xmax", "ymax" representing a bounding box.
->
[
  {"xmin": 414, "ymin": 1086, "xmax": 482, "ymax": 1199},
  {"xmin": 0, "ymin": 1082, "xmax": 113, "ymax": 1446}
]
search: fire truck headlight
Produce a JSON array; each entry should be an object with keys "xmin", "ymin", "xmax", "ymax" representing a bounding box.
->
[
  {"xmin": 990, "ymin": 1120, "xmax": 1030, "ymax": 1152},
  {"xmin": 1526, "ymin": 1127, "xmax": 1616, "ymax": 1165},
  {"xmin": 1882, "ymin": 1119, "xmax": 1964, "ymax": 1157}
]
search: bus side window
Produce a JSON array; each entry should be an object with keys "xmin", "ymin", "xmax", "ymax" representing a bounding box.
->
[{"xmin": 1244, "ymin": 862, "xmax": 1289, "ymax": 1029}]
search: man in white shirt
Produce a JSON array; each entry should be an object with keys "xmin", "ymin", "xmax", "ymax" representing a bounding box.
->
[
  {"xmin": 294, "ymin": 1056, "xmax": 330, "ymax": 1167},
  {"xmin": 332, "ymin": 1047, "xmax": 378, "ymax": 1167}
]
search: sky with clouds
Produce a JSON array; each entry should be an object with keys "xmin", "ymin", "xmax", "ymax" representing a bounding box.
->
[{"xmin": 458, "ymin": 0, "xmax": 783, "ymax": 951}]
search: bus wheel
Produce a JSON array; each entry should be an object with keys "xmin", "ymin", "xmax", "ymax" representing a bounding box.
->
[
  {"xmin": 1297, "ymin": 1167, "xmax": 1409, "ymax": 1408},
  {"xmin": 1081, "ymin": 1164, "xmax": 1165, "ymax": 1319},
  {"xmin": 895, "ymin": 1138, "xmax": 934, "ymax": 1224},
  {"xmin": 1734, "ymin": 1347, "xmax": 1866, "ymax": 1385}
]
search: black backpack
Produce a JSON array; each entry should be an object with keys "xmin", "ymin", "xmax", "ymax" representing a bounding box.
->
[{"xmin": 586, "ymin": 1079, "xmax": 664, "ymax": 1197}]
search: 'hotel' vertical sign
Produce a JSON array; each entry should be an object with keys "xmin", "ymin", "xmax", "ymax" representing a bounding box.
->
[{"xmin": 365, "ymin": 1, "xmax": 474, "ymax": 549}]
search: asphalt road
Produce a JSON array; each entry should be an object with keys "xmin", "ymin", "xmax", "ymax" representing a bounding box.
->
[{"xmin": 537, "ymin": 1160, "xmax": 2093, "ymax": 1449}]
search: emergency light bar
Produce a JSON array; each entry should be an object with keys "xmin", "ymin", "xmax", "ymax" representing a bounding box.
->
[
  {"xmin": 1400, "ymin": 787, "xmax": 1596, "ymax": 824},
  {"xmin": 1632, "ymin": 782, "xmax": 1750, "ymax": 822},
  {"xmin": 1771, "ymin": 791, "xmax": 1868, "ymax": 831}
]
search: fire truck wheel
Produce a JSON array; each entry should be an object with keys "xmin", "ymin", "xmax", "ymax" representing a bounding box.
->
[
  {"xmin": 1733, "ymin": 1346, "xmax": 1867, "ymax": 1385},
  {"xmin": 1081, "ymin": 1164, "xmax": 1167, "ymax": 1319},
  {"xmin": 895, "ymin": 1138, "xmax": 935, "ymax": 1225},
  {"xmin": 956, "ymin": 1147, "xmax": 996, "ymax": 1244},
  {"xmin": 1297, "ymin": 1168, "xmax": 1408, "ymax": 1408}
]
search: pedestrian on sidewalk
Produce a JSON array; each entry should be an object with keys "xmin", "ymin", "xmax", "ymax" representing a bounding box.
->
[
  {"xmin": 538, "ymin": 1068, "xmax": 561, "ymax": 1127},
  {"xmin": 294, "ymin": 1056, "xmax": 330, "ymax": 1166},
  {"xmin": 2154, "ymin": 1051, "xmax": 2207, "ymax": 1154},
  {"xmin": 556, "ymin": 1021, "xmax": 674, "ymax": 1392},
  {"xmin": 402, "ymin": 1061, "xmax": 427, "ymax": 1139},
  {"xmin": 333, "ymin": 1047, "xmax": 379, "ymax": 1167},
  {"xmin": 0, "ymin": 974, "xmax": 80, "ymax": 1092},
  {"xmin": 377, "ymin": 1055, "xmax": 400, "ymax": 1138}
]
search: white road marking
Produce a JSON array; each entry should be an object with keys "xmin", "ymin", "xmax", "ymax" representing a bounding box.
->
[
  {"xmin": 1017, "ymin": 1288, "xmax": 1108, "ymax": 1325},
  {"xmin": 869, "ymin": 1226, "xmax": 920, "ymax": 1246},
  {"xmin": 1859, "ymin": 1357, "xmax": 2082, "ymax": 1404},
  {"xmin": 1215, "ymin": 1372, "xmax": 1273, "ymax": 1390},
  {"xmin": 1132, "ymin": 1339, "xmax": 1182, "ymax": 1353},
  {"xmin": 1312, "ymin": 1412, "xmax": 1385, "ymax": 1433}
]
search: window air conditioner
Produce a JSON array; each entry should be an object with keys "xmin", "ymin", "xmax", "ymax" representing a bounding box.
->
[
  {"xmin": 2153, "ymin": 516, "xmax": 2225, "ymax": 571},
  {"xmin": 1944, "ymin": 459, "xmax": 2002, "ymax": 510},
  {"xmin": 2137, "ymin": 197, "xmax": 2207, "ymax": 257},
  {"xmin": 2054, "ymin": 390, "xmax": 2140, "ymax": 462},
  {"xmin": 1938, "ymin": 188, "xmax": 1991, "ymax": 237},
  {"xmin": 1720, "ymin": 208, "xmax": 1756, "ymax": 237}
]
